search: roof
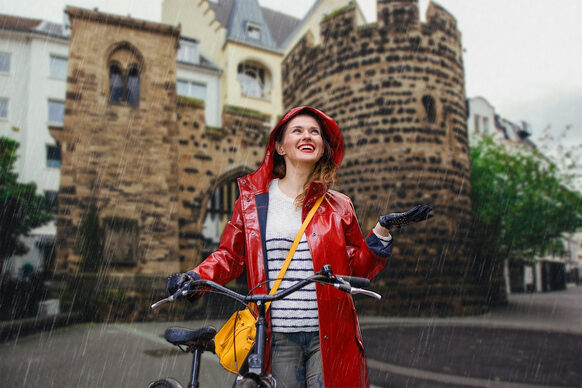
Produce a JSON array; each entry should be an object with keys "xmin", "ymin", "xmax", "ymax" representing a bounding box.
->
[
  {"xmin": 66, "ymin": 6, "xmax": 180, "ymax": 37},
  {"xmin": 0, "ymin": 13, "xmax": 67, "ymax": 38},
  {"xmin": 208, "ymin": 0, "xmax": 300, "ymax": 49}
]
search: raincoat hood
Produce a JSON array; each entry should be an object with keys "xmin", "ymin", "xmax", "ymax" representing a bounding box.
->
[{"xmin": 246, "ymin": 106, "xmax": 344, "ymax": 193}]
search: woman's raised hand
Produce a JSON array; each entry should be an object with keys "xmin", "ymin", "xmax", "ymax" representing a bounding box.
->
[{"xmin": 378, "ymin": 204, "xmax": 433, "ymax": 229}]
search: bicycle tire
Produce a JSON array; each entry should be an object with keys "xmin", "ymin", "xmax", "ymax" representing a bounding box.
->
[
  {"xmin": 234, "ymin": 378, "xmax": 260, "ymax": 388},
  {"xmin": 147, "ymin": 377, "xmax": 183, "ymax": 388}
]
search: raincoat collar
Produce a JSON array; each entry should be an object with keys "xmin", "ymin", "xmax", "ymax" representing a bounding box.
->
[{"xmin": 238, "ymin": 106, "xmax": 344, "ymax": 195}]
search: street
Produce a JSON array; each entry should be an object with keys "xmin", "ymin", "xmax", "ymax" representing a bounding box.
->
[{"xmin": 1, "ymin": 287, "xmax": 581, "ymax": 387}]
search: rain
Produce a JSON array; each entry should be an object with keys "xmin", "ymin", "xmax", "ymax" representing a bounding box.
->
[{"xmin": 1, "ymin": 1, "xmax": 582, "ymax": 387}]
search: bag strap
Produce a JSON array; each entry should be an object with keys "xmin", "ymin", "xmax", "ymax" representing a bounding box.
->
[{"xmin": 266, "ymin": 194, "xmax": 325, "ymax": 309}]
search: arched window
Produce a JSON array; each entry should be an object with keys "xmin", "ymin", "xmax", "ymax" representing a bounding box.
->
[
  {"xmin": 422, "ymin": 95, "xmax": 437, "ymax": 123},
  {"xmin": 107, "ymin": 43, "xmax": 143, "ymax": 106},
  {"xmin": 237, "ymin": 61, "xmax": 270, "ymax": 99}
]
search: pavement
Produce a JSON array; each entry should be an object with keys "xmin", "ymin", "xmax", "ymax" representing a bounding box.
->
[{"xmin": 0, "ymin": 286, "xmax": 581, "ymax": 388}]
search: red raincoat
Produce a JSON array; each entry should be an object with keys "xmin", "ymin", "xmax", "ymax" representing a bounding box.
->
[{"xmin": 192, "ymin": 106, "xmax": 390, "ymax": 387}]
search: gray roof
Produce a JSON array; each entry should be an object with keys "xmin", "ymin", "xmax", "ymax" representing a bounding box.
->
[{"xmin": 208, "ymin": 0, "xmax": 300, "ymax": 49}]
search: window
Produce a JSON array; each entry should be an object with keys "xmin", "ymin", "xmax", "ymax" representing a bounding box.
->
[
  {"xmin": 246, "ymin": 22, "xmax": 262, "ymax": 40},
  {"xmin": 109, "ymin": 64, "xmax": 123, "ymax": 103},
  {"xmin": 177, "ymin": 40, "xmax": 199, "ymax": 64},
  {"xmin": 474, "ymin": 114, "xmax": 480, "ymax": 132},
  {"xmin": 0, "ymin": 53, "xmax": 10, "ymax": 73},
  {"xmin": 44, "ymin": 191, "xmax": 58, "ymax": 214},
  {"xmin": 237, "ymin": 62, "xmax": 269, "ymax": 99},
  {"xmin": 177, "ymin": 79, "xmax": 206, "ymax": 101},
  {"xmin": 108, "ymin": 43, "xmax": 143, "ymax": 107},
  {"xmin": 103, "ymin": 218, "xmax": 138, "ymax": 265},
  {"xmin": 48, "ymin": 100, "xmax": 65, "ymax": 124},
  {"xmin": 126, "ymin": 66, "xmax": 140, "ymax": 106},
  {"xmin": 203, "ymin": 177, "xmax": 241, "ymax": 249},
  {"xmin": 422, "ymin": 95, "xmax": 436, "ymax": 123},
  {"xmin": 46, "ymin": 144, "xmax": 61, "ymax": 168},
  {"xmin": 49, "ymin": 55, "xmax": 68, "ymax": 79},
  {"xmin": 482, "ymin": 117, "xmax": 489, "ymax": 133},
  {"xmin": 0, "ymin": 98, "xmax": 7, "ymax": 119}
]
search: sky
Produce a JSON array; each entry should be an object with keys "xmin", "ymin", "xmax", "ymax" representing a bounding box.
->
[{"xmin": 1, "ymin": 0, "xmax": 581, "ymax": 148}]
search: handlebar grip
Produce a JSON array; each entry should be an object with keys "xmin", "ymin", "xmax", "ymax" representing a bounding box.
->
[{"xmin": 337, "ymin": 276, "xmax": 370, "ymax": 288}]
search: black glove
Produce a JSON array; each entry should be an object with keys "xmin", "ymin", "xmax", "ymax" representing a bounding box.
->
[
  {"xmin": 166, "ymin": 272, "xmax": 195, "ymax": 296},
  {"xmin": 379, "ymin": 204, "xmax": 433, "ymax": 229}
]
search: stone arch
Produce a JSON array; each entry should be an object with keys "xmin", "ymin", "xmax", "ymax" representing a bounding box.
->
[{"xmin": 199, "ymin": 166, "xmax": 253, "ymax": 255}]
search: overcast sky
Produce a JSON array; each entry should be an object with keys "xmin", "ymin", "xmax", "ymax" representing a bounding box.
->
[{"xmin": 1, "ymin": 0, "xmax": 581, "ymax": 147}]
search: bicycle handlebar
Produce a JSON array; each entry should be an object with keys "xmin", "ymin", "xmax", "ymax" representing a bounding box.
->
[{"xmin": 151, "ymin": 265, "xmax": 380, "ymax": 310}]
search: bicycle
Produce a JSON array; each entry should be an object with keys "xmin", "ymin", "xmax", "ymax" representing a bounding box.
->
[{"xmin": 148, "ymin": 264, "xmax": 381, "ymax": 388}]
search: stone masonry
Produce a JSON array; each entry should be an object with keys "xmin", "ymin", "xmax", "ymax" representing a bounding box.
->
[
  {"xmin": 282, "ymin": 0, "xmax": 482, "ymax": 315},
  {"xmin": 51, "ymin": 8, "xmax": 269, "ymax": 320}
]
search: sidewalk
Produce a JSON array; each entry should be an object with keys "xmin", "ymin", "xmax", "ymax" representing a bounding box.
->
[
  {"xmin": 362, "ymin": 285, "xmax": 582, "ymax": 387},
  {"xmin": 0, "ymin": 286, "xmax": 580, "ymax": 387}
]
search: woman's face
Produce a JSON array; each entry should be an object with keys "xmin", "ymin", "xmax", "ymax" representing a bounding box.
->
[{"xmin": 276, "ymin": 114, "xmax": 324, "ymax": 168}]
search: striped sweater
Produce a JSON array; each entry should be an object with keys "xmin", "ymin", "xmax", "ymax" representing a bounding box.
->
[{"xmin": 266, "ymin": 179, "xmax": 319, "ymax": 333}]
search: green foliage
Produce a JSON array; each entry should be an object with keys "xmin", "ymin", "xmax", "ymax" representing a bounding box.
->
[
  {"xmin": 470, "ymin": 136, "xmax": 582, "ymax": 264},
  {"xmin": 0, "ymin": 137, "xmax": 53, "ymax": 262}
]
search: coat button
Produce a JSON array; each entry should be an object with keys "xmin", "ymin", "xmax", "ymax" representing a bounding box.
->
[
  {"xmin": 242, "ymin": 179, "xmax": 247, "ymax": 184},
  {"xmin": 307, "ymin": 204, "xmax": 311, "ymax": 208},
  {"xmin": 312, "ymin": 232, "xmax": 317, "ymax": 237},
  {"xmin": 251, "ymin": 232, "xmax": 256, "ymax": 237},
  {"xmin": 246, "ymin": 196, "xmax": 251, "ymax": 202},
  {"xmin": 324, "ymin": 335, "xmax": 328, "ymax": 340}
]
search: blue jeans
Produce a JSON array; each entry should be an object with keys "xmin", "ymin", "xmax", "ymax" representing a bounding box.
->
[{"xmin": 270, "ymin": 331, "xmax": 323, "ymax": 388}]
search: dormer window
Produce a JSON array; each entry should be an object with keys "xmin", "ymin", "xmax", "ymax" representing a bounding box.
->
[
  {"xmin": 246, "ymin": 22, "xmax": 262, "ymax": 40},
  {"xmin": 177, "ymin": 39, "xmax": 199, "ymax": 65}
]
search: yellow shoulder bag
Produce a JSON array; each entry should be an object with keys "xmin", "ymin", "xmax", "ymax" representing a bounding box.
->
[{"xmin": 214, "ymin": 194, "xmax": 325, "ymax": 374}]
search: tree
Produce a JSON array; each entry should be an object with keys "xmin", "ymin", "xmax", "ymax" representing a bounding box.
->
[
  {"xmin": 0, "ymin": 137, "xmax": 53, "ymax": 271},
  {"xmin": 470, "ymin": 135, "xmax": 582, "ymax": 303}
]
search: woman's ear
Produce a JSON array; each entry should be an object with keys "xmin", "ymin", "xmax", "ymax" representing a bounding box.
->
[{"xmin": 275, "ymin": 142, "xmax": 285, "ymax": 156}]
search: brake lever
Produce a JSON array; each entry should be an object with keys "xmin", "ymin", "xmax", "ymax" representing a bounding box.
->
[
  {"xmin": 330, "ymin": 280, "xmax": 381, "ymax": 300},
  {"xmin": 151, "ymin": 281, "xmax": 199, "ymax": 309},
  {"xmin": 350, "ymin": 287, "xmax": 382, "ymax": 300}
]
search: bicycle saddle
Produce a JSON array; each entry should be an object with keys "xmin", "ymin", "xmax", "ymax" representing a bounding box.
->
[{"xmin": 165, "ymin": 326, "xmax": 216, "ymax": 353}]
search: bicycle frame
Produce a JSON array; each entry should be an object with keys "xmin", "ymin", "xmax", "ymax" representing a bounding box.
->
[{"xmin": 150, "ymin": 265, "xmax": 381, "ymax": 387}]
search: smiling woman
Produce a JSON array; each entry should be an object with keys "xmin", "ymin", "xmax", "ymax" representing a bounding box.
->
[{"xmin": 165, "ymin": 106, "xmax": 432, "ymax": 387}]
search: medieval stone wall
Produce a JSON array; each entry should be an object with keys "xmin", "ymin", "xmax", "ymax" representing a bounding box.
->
[
  {"xmin": 282, "ymin": 0, "xmax": 482, "ymax": 314},
  {"xmin": 176, "ymin": 102, "xmax": 268, "ymax": 272}
]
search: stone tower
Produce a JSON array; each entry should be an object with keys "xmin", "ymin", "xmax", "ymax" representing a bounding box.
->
[
  {"xmin": 283, "ymin": 0, "xmax": 482, "ymax": 314},
  {"xmin": 53, "ymin": 7, "xmax": 183, "ymax": 276}
]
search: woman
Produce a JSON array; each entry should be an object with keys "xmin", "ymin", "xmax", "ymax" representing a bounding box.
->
[{"xmin": 167, "ymin": 106, "xmax": 431, "ymax": 387}]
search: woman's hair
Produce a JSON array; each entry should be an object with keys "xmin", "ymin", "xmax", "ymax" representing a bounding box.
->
[{"xmin": 273, "ymin": 111, "xmax": 338, "ymax": 206}]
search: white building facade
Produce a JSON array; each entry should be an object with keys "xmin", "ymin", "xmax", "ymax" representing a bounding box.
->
[{"xmin": 0, "ymin": 17, "xmax": 68, "ymax": 277}]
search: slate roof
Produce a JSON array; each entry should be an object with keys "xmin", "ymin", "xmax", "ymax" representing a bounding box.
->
[{"xmin": 208, "ymin": 0, "xmax": 300, "ymax": 49}]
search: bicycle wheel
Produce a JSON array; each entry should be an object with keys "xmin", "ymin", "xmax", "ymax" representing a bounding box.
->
[
  {"xmin": 234, "ymin": 375, "xmax": 273, "ymax": 388},
  {"xmin": 147, "ymin": 377, "xmax": 183, "ymax": 388}
]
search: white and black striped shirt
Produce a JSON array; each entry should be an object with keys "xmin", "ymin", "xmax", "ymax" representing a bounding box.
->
[{"xmin": 266, "ymin": 179, "xmax": 319, "ymax": 333}]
